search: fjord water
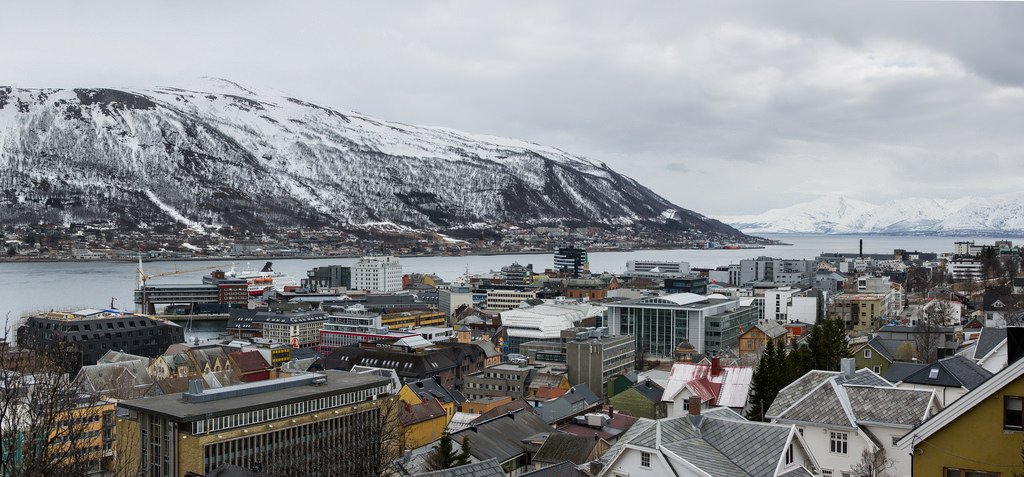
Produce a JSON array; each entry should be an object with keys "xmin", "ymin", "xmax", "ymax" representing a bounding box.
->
[{"xmin": 0, "ymin": 234, "xmax": 1017, "ymax": 337}]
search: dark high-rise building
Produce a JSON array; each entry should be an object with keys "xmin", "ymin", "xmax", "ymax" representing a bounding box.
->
[
  {"xmin": 554, "ymin": 246, "xmax": 589, "ymax": 278},
  {"xmin": 664, "ymin": 276, "xmax": 709, "ymax": 295},
  {"xmin": 301, "ymin": 265, "xmax": 352, "ymax": 291}
]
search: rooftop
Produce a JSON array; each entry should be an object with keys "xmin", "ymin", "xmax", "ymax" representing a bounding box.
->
[{"xmin": 118, "ymin": 370, "xmax": 389, "ymax": 422}]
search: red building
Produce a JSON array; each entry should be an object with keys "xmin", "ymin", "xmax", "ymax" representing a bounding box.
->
[{"xmin": 228, "ymin": 350, "xmax": 271, "ymax": 382}]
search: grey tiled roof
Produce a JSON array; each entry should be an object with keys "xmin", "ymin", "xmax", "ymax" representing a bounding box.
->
[
  {"xmin": 974, "ymin": 327, "xmax": 1007, "ymax": 360},
  {"xmin": 772, "ymin": 369, "xmax": 935, "ymax": 429},
  {"xmin": 766, "ymin": 370, "xmax": 835, "ymax": 418},
  {"xmin": 846, "ymin": 386, "xmax": 934, "ymax": 426},
  {"xmin": 413, "ymin": 458, "xmax": 505, "ymax": 477},
  {"xmin": 865, "ymin": 336, "xmax": 896, "ymax": 361},
  {"xmin": 778, "ymin": 381, "xmax": 853, "ymax": 427},
  {"xmin": 533, "ymin": 433, "xmax": 598, "ymax": 465},
  {"xmin": 901, "ymin": 356, "xmax": 993, "ymax": 390},
  {"xmin": 700, "ymin": 417, "xmax": 791, "ymax": 477},
  {"xmin": 604, "ymin": 413, "xmax": 800, "ymax": 477},
  {"xmin": 662, "ymin": 439, "xmax": 748, "ymax": 476}
]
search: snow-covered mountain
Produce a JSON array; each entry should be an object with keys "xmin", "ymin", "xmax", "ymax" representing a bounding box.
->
[
  {"xmin": 0, "ymin": 79, "xmax": 745, "ymax": 239},
  {"xmin": 720, "ymin": 194, "xmax": 1024, "ymax": 235}
]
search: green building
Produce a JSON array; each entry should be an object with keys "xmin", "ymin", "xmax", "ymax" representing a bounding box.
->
[{"xmin": 608, "ymin": 379, "xmax": 666, "ymax": 419}]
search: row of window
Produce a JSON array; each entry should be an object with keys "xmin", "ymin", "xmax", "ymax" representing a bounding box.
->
[{"xmin": 193, "ymin": 384, "xmax": 390, "ymax": 434}]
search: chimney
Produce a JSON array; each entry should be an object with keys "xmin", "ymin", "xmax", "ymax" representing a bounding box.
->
[
  {"xmin": 608, "ymin": 405, "xmax": 615, "ymax": 418},
  {"xmin": 688, "ymin": 395, "xmax": 701, "ymax": 416},
  {"xmin": 711, "ymin": 356, "xmax": 722, "ymax": 377},
  {"xmin": 841, "ymin": 358, "xmax": 856, "ymax": 379},
  {"xmin": 1008, "ymin": 327, "xmax": 1024, "ymax": 365}
]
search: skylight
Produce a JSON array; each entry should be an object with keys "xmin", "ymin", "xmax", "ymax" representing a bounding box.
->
[{"xmin": 928, "ymin": 368, "xmax": 939, "ymax": 380}]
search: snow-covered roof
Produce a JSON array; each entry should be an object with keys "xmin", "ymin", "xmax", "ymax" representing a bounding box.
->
[
  {"xmin": 639, "ymin": 293, "xmax": 707, "ymax": 306},
  {"xmin": 500, "ymin": 303, "xmax": 607, "ymax": 339},
  {"xmin": 661, "ymin": 362, "xmax": 754, "ymax": 409}
]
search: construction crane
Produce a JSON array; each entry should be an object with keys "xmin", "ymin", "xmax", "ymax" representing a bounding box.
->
[{"xmin": 136, "ymin": 256, "xmax": 231, "ymax": 288}]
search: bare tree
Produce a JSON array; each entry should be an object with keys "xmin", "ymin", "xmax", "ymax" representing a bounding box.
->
[
  {"xmin": 0, "ymin": 330, "xmax": 110, "ymax": 477},
  {"xmin": 914, "ymin": 300, "xmax": 950, "ymax": 364},
  {"xmin": 850, "ymin": 448, "xmax": 895, "ymax": 477}
]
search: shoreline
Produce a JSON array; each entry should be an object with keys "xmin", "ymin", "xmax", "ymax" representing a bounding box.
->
[{"xmin": 0, "ymin": 243, "xmax": 778, "ymax": 264}]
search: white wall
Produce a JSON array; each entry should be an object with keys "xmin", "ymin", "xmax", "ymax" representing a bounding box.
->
[
  {"xmin": 789, "ymin": 296, "xmax": 818, "ymax": 324},
  {"xmin": 792, "ymin": 425, "xmax": 871, "ymax": 476},
  {"xmin": 896, "ymin": 383, "xmax": 966, "ymax": 408}
]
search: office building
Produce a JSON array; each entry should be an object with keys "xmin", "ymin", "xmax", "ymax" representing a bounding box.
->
[
  {"xmin": 499, "ymin": 262, "xmax": 533, "ymax": 286},
  {"xmin": 735, "ymin": 257, "xmax": 815, "ymax": 287},
  {"xmin": 604, "ymin": 293, "xmax": 759, "ymax": 357},
  {"xmin": 625, "ymin": 260, "xmax": 691, "ymax": 277},
  {"xmin": 438, "ymin": 285, "xmax": 473, "ymax": 320},
  {"xmin": 501, "ymin": 302, "xmax": 606, "ymax": 354},
  {"xmin": 462, "ymin": 363, "xmax": 535, "ymax": 400},
  {"xmin": 949, "ymin": 257, "xmax": 984, "ymax": 281},
  {"xmin": 18, "ymin": 309, "xmax": 185, "ymax": 370},
  {"xmin": 115, "ymin": 371, "xmax": 394, "ymax": 476},
  {"xmin": 554, "ymin": 246, "xmax": 589, "ymax": 278},
  {"xmin": 664, "ymin": 276, "xmax": 708, "ymax": 294},
  {"xmin": 564, "ymin": 328, "xmax": 635, "ymax": 398},
  {"xmin": 258, "ymin": 310, "xmax": 328, "ymax": 348},
  {"xmin": 484, "ymin": 288, "xmax": 537, "ymax": 311},
  {"xmin": 352, "ymin": 256, "xmax": 403, "ymax": 292},
  {"xmin": 301, "ymin": 265, "xmax": 351, "ymax": 291}
]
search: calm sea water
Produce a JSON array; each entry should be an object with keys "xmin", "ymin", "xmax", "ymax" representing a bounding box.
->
[{"xmin": 1, "ymin": 234, "xmax": 1017, "ymax": 338}]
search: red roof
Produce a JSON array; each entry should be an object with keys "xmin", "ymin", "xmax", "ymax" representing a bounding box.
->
[
  {"xmin": 229, "ymin": 350, "xmax": 270, "ymax": 373},
  {"xmin": 535, "ymin": 387, "xmax": 567, "ymax": 399}
]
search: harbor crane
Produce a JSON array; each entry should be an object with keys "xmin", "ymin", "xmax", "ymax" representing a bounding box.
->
[{"xmin": 136, "ymin": 256, "xmax": 231, "ymax": 288}]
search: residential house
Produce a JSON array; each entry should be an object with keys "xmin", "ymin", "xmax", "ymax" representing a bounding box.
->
[
  {"xmin": 659, "ymin": 358, "xmax": 754, "ymax": 416},
  {"xmin": 595, "ymin": 405, "xmax": 819, "ymax": 477},
  {"xmin": 766, "ymin": 359, "xmax": 941, "ymax": 476},
  {"xmin": 540, "ymin": 384, "xmax": 601, "ymax": 424},
  {"xmin": 608, "ymin": 379, "xmax": 666, "ymax": 419},
  {"xmin": 896, "ymin": 350, "xmax": 1024, "ymax": 476},
  {"xmin": 738, "ymin": 320, "xmax": 787, "ymax": 359},
  {"xmin": 75, "ymin": 351, "xmax": 155, "ymax": 400},
  {"xmin": 527, "ymin": 373, "xmax": 570, "ymax": 401},
  {"xmin": 431, "ymin": 408, "xmax": 552, "ymax": 476},
  {"xmin": 850, "ymin": 335, "xmax": 896, "ymax": 375},
  {"xmin": 400, "ymin": 398, "xmax": 449, "ymax": 449},
  {"xmin": 410, "ymin": 458, "xmax": 506, "ymax": 477},
  {"xmin": 148, "ymin": 345, "xmax": 232, "ymax": 380},
  {"xmin": 227, "ymin": 350, "xmax": 271, "ymax": 382},
  {"xmin": 970, "ymin": 327, "xmax": 1008, "ymax": 373},
  {"xmin": 400, "ymin": 378, "xmax": 465, "ymax": 422},
  {"xmin": 893, "ymin": 355, "xmax": 993, "ymax": 406}
]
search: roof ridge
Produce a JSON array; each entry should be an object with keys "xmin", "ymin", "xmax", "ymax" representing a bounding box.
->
[
  {"xmin": 830, "ymin": 380, "xmax": 857, "ymax": 426},
  {"xmin": 769, "ymin": 372, "xmax": 836, "ymax": 418}
]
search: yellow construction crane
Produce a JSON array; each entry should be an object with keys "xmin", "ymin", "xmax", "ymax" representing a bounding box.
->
[{"xmin": 136, "ymin": 257, "xmax": 231, "ymax": 288}]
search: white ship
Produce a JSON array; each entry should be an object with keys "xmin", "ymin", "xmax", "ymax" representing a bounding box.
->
[{"xmin": 215, "ymin": 261, "xmax": 299, "ymax": 295}]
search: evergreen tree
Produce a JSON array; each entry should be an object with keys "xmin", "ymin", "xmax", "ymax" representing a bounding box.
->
[
  {"xmin": 784, "ymin": 343, "xmax": 814, "ymax": 384},
  {"xmin": 747, "ymin": 338, "xmax": 781, "ymax": 422},
  {"xmin": 807, "ymin": 316, "xmax": 850, "ymax": 371},
  {"xmin": 426, "ymin": 433, "xmax": 459, "ymax": 470},
  {"xmin": 454, "ymin": 436, "xmax": 472, "ymax": 466}
]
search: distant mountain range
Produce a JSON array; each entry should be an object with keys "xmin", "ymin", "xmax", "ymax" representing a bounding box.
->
[
  {"xmin": 719, "ymin": 194, "xmax": 1024, "ymax": 235},
  {"xmin": 0, "ymin": 78, "xmax": 749, "ymax": 241}
]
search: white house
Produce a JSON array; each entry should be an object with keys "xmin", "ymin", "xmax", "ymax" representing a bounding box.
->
[
  {"xmin": 766, "ymin": 359, "xmax": 941, "ymax": 477},
  {"xmin": 659, "ymin": 358, "xmax": 753, "ymax": 416},
  {"xmin": 597, "ymin": 404, "xmax": 819, "ymax": 477}
]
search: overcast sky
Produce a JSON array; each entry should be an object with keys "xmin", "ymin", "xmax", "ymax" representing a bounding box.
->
[{"xmin": 3, "ymin": 1, "xmax": 1023, "ymax": 216}]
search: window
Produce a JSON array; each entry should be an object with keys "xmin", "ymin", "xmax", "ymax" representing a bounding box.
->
[
  {"xmin": 873, "ymin": 366, "xmax": 881, "ymax": 374},
  {"xmin": 863, "ymin": 348, "xmax": 872, "ymax": 358},
  {"xmin": 822, "ymin": 470, "xmax": 833, "ymax": 477},
  {"xmin": 829, "ymin": 431, "xmax": 848, "ymax": 454},
  {"xmin": 640, "ymin": 451, "xmax": 651, "ymax": 468},
  {"xmin": 1005, "ymin": 397, "xmax": 1023, "ymax": 431},
  {"xmin": 785, "ymin": 444, "xmax": 794, "ymax": 465},
  {"xmin": 798, "ymin": 427, "xmax": 803, "ymax": 436}
]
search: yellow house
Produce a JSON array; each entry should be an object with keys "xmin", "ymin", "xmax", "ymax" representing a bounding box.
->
[
  {"xmin": 52, "ymin": 399, "xmax": 116, "ymax": 474},
  {"xmin": 899, "ymin": 355, "xmax": 1024, "ymax": 476},
  {"xmin": 399, "ymin": 378, "xmax": 463, "ymax": 423},
  {"xmin": 399, "ymin": 399, "xmax": 448, "ymax": 449},
  {"xmin": 737, "ymin": 321, "xmax": 787, "ymax": 359}
]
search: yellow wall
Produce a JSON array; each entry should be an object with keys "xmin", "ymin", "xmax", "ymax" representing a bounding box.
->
[
  {"xmin": 912, "ymin": 375, "xmax": 1024, "ymax": 476},
  {"xmin": 382, "ymin": 311, "xmax": 446, "ymax": 330},
  {"xmin": 403, "ymin": 413, "xmax": 448, "ymax": 449}
]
